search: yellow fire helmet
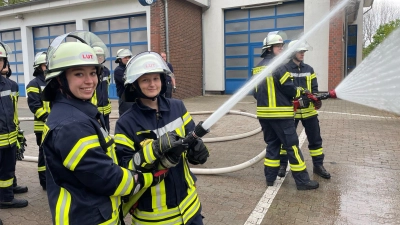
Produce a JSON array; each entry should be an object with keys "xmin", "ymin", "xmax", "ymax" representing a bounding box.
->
[
  {"xmin": 122, "ymin": 51, "xmax": 174, "ymax": 102},
  {"xmin": 262, "ymin": 31, "xmax": 288, "ymax": 49},
  {"xmin": 43, "ymin": 31, "xmax": 108, "ymax": 101},
  {"xmin": 115, "ymin": 48, "xmax": 133, "ymax": 63},
  {"xmin": 288, "ymin": 40, "xmax": 313, "ymax": 53},
  {"xmin": 33, "ymin": 52, "xmax": 47, "ymax": 69},
  {"xmin": 0, "ymin": 42, "xmax": 12, "ymax": 70}
]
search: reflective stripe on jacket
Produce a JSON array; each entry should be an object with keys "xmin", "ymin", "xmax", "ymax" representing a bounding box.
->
[
  {"xmin": 115, "ymin": 96, "xmax": 201, "ymax": 225},
  {"xmin": 26, "ymin": 72, "xmax": 51, "ymax": 133},
  {"xmin": 253, "ymin": 55, "xmax": 301, "ymax": 119},
  {"xmin": 0, "ymin": 76, "xmax": 18, "ymax": 148},
  {"xmin": 91, "ymin": 66, "xmax": 111, "ymax": 115},
  {"xmin": 286, "ymin": 60, "xmax": 319, "ymax": 119},
  {"xmin": 42, "ymin": 92, "xmax": 136, "ymax": 225}
]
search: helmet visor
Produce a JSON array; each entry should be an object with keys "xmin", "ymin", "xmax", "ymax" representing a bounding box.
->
[
  {"xmin": 47, "ymin": 31, "xmax": 108, "ymax": 69},
  {"xmin": 124, "ymin": 51, "xmax": 174, "ymax": 86}
]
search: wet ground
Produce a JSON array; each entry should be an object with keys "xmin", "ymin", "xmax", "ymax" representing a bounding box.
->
[{"xmin": 1, "ymin": 95, "xmax": 399, "ymax": 225}]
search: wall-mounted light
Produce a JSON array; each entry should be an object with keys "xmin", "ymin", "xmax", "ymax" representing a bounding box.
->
[{"xmin": 15, "ymin": 14, "xmax": 24, "ymax": 20}]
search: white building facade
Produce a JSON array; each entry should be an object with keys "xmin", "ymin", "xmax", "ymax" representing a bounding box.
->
[{"xmin": 0, "ymin": 0, "xmax": 371, "ymax": 97}]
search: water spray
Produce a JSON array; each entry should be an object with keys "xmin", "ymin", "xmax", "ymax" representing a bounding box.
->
[
  {"xmin": 193, "ymin": 0, "xmax": 349, "ymax": 135},
  {"xmin": 334, "ymin": 26, "xmax": 400, "ymax": 115}
]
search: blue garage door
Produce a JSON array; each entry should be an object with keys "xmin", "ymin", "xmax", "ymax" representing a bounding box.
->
[
  {"xmin": 224, "ymin": 1, "xmax": 304, "ymax": 94},
  {"xmin": 33, "ymin": 23, "xmax": 76, "ymax": 55},
  {"xmin": 0, "ymin": 29, "xmax": 25, "ymax": 96},
  {"xmin": 89, "ymin": 14, "xmax": 148, "ymax": 99}
]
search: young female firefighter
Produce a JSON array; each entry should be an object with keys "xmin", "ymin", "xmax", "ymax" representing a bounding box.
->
[
  {"xmin": 115, "ymin": 51, "xmax": 209, "ymax": 225},
  {"xmin": 26, "ymin": 51, "xmax": 49, "ymax": 190},
  {"xmin": 253, "ymin": 32, "xmax": 319, "ymax": 190},
  {"xmin": 40, "ymin": 31, "xmax": 168, "ymax": 225}
]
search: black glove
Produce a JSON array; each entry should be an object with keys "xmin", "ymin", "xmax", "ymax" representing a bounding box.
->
[
  {"xmin": 133, "ymin": 131, "xmax": 184, "ymax": 170},
  {"xmin": 187, "ymin": 138, "xmax": 209, "ymax": 165},
  {"xmin": 314, "ymin": 99, "xmax": 322, "ymax": 110},
  {"xmin": 173, "ymin": 86, "xmax": 176, "ymax": 93},
  {"xmin": 16, "ymin": 130, "xmax": 26, "ymax": 161},
  {"xmin": 128, "ymin": 169, "xmax": 169, "ymax": 197}
]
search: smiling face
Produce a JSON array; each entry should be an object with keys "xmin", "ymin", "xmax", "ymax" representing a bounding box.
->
[
  {"xmin": 65, "ymin": 66, "xmax": 98, "ymax": 100},
  {"xmin": 137, "ymin": 73, "xmax": 161, "ymax": 98}
]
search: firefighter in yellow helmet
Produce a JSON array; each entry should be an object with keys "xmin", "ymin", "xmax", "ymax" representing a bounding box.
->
[
  {"xmin": 91, "ymin": 46, "xmax": 112, "ymax": 131},
  {"xmin": 114, "ymin": 48, "xmax": 133, "ymax": 116},
  {"xmin": 0, "ymin": 42, "xmax": 28, "ymax": 209},
  {"xmin": 115, "ymin": 51, "xmax": 209, "ymax": 224},
  {"xmin": 40, "ymin": 31, "xmax": 169, "ymax": 224},
  {"xmin": 277, "ymin": 40, "xmax": 330, "ymax": 179},
  {"xmin": 26, "ymin": 52, "xmax": 50, "ymax": 190},
  {"xmin": 253, "ymin": 32, "xmax": 319, "ymax": 190}
]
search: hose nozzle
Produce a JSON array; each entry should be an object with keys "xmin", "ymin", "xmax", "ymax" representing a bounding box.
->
[{"xmin": 316, "ymin": 89, "xmax": 337, "ymax": 100}]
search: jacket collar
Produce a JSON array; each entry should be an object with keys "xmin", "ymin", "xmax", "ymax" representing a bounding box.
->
[
  {"xmin": 135, "ymin": 95, "xmax": 170, "ymax": 112},
  {"xmin": 55, "ymin": 91, "xmax": 99, "ymax": 119},
  {"xmin": 0, "ymin": 75, "xmax": 5, "ymax": 84},
  {"xmin": 288, "ymin": 59, "xmax": 304, "ymax": 69}
]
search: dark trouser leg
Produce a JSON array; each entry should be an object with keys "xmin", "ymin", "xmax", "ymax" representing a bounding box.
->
[
  {"xmin": 104, "ymin": 114, "xmax": 110, "ymax": 132},
  {"xmin": 301, "ymin": 117, "xmax": 324, "ymax": 166},
  {"xmin": 188, "ymin": 206, "xmax": 204, "ymax": 225},
  {"xmin": 279, "ymin": 120, "xmax": 300, "ymax": 166},
  {"xmin": 118, "ymin": 99, "xmax": 134, "ymax": 116},
  {"xmin": 165, "ymin": 82, "xmax": 172, "ymax": 98},
  {"xmin": 268, "ymin": 119, "xmax": 311, "ymax": 186},
  {"xmin": 259, "ymin": 120, "xmax": 281, "ymax": 183},
  {"xmin": 36, "ymin": 133, "xmax": 46, "ymax": 188},
  {"xmin": 0, "ymin": 145, "xmax": 16, "ymax": 202}
]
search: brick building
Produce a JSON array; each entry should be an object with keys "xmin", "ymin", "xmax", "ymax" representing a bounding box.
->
[{"xmin": 0, "ymin": 0, "xmax": 372, "ymax": 98}]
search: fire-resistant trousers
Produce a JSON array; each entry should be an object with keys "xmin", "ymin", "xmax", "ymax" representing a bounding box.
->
[
  {"xmin": 0, "ymin": 145, "xmax": 17, "ymax": 202},
  {"xmin": 35, "ymin": 133, "xmax": 46, "ymax": 189},
  {"xmin": 259, "ymin": 119, "xmax": 311, "ymax": 186},
  {"xmin": 280, "ymin": 116, "xmax": 324, "ymax": 167}
]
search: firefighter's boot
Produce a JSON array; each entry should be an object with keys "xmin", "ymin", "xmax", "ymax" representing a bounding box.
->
[
  {"xmin": 313, "ymin": 165, "xmax": 331, "ymax": 179},
  {"xmin": 296, "ymin": 180, "xmax": 319, "ymax": 190},
  {"xmin": 277, "ymin": 164, "xmax": 287, "ymax": 177}
]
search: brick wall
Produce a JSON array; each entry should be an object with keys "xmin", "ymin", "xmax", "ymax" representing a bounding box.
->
[
  {"xmin": 150, "ymin": 0, "xmax": 203, "ymax": 99},
  {"xmin": 328, "ymin": 0, "xmax": 345, "ymax": 90}
]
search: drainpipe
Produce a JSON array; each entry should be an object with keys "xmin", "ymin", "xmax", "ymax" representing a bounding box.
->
[
  {"xmin": 164, "ymin": 0, "xmax": 170, "ymax": 61},
  {"xmin": 202, "ymin": 0, "xmax": 211, "ymax": 95}
]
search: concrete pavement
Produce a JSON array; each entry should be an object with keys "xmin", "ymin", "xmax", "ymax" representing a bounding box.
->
[{"xmin": 1, "ymin": 95, "xmax": 400, "ymax": 225}]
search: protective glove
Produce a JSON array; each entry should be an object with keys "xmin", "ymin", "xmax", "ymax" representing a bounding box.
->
[
  {"xmin": 187, "ymin": 138, "xmax": 209, "ymax": 165},
  {"xmin": 133, "ymin": 131, "xmax": 184, "ymax": 170},
  {"xmin": 314, "ymin": 99, "xmax": 322, "ymax": 110},
  {"xmin": 127, "ymin": 169, "xmax": 169, "ymax": 197},
  {"xmin": 173, "ymin": 86, "xmax": 176, "ymax": 93},
  {"xmin": 16, "ymin": 130, "xmax": 26, "ymax": 161}
]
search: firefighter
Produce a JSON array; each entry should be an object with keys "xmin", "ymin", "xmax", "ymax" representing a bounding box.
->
[
  {"xmin": 277, "ymin": 40, "xmax": 331, "ymax": 179},
  {"xmin": 253, "ymin": 32, "xmax": 319, "ymax": 190},
  {"xmin": 0, "ymin": 42, "xmax": 28, "ymax": 209},
  {"xmin": 92, "ymin": 47, "xmax": 112, "ymax": 131},
  {"xmin": 114, "ymin": 48, "xmax": 133, "ymax": 116},
  {"xmin": 26, "ymin": 52, "xmax": 49, "ymax": 190},
  {"xmin": 115, "ymin": 51, "xmax": 209, "ymax": 224},
  {"xmin": 40, "ymin": 31, "xmax": 169, "ymax": 224}
]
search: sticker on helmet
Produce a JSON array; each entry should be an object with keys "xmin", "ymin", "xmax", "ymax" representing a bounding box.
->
[
  {"xmin": 143, "ymin": 62, "xmax": 157, "ymax": 69},
  {"xmin": 80, "ymin": 52, "xmax": 96, "ymax": 61}
]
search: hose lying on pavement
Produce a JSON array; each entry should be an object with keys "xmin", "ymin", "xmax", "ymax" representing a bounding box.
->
[{"xmin": 19, "ymin": 110, "xmax": 265, "ymax": 174}]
